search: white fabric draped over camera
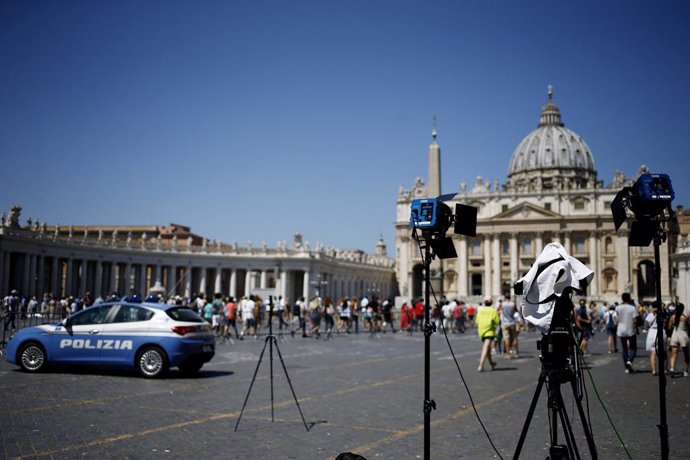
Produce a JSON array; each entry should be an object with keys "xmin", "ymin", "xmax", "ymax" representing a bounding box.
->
[{"xmin": 517, "ymin": 242, "xmax": 593, "ymax": 333}]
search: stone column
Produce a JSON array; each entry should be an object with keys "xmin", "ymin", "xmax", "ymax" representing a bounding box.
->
[
  {"xmin": 111, "ymin": 262, "xmax": 118, "ymax": 296},
  {"xmin": 95, "ymin": 261, "xmax": 103, "ymax": 298},
  {"xmin": 229, "ymin": 269, "xmax": 237, "ymax": 297},
  {"xmin": 50, "ymin": 257, "xmax": 59, "ymax": 295},
  {"xmin": 154, "ymin": 264, "xmax": 162, "ymax": 285},
  {"xmin": 260, "ymin": 270, "xmax": 267, "ymax": 289},
  {"xmin": 169, "ymin": 265, "xmax": 177, "ymax": 296},
  {"xmin": 459, "ymin": 236, "xmax": 468, "ymax": 297},
  {"xmin": 79, "ymin": 259, "xmax": 88, "ymax": 295},
  {"xmin": 280, "ymin": 269, "xmax": 287, "ymax": 300},
  {"xmin": 244, "ymin": 270, "xmax": 252, "ymax": 296},
  {"xmin": 124, "ymin": 263, "xmax": 132, "ymax": 294},
  {"xmin": 510, "ymin": 233, "xmax": 519, "ymax": 284},
  {"xmin": 65, "ymin": 258, "xmax": 73, "ymax": 297},
  {"xmin": 564, "ymin": 232, "xmax": 571, "ymax": 254},
  {"xmin": 184, "ymin": 265, "xmax": 192, "ymax": 299},
  {"xmin": 589, "ymin": 232, "xmax": 599, "ymax": 297},
  {"xmin": 139, "ymin": 264, "xmax": 147, "ymax": 295},
  {"xmin": 616, "ymin": 231, "xmax": 631, "ymax": 294},
  {"xmin": 22, "ymin": 253, "xmax": 31, "ymax": 297},
  {"xmin": 199, "ymin": 267, "xmax": 207, "ymax": 295},
  {"xmin": 37, "ymin": 255, "xmax": 45, "ymax": 296},
  {"xmin": 483, "ymin": 235, "xmax": 491, "ymax": 296},
  {"xmin": 535, "ymin": 232, "xmax": 544, "ymax": 258},
  {"xmin": 214, "ymin": 267, "xmax": 222, "ymax": 294},
  {"xmin": 492, "ymin": 236, "xmax": 501, "ymax": 297},
  {"xmin": 303, "ymin": 270, "xmax": 311, "ymax": 299},
  {"xmin": 29, "ymin": 254, "xmax": 37, "ymax": 296}
]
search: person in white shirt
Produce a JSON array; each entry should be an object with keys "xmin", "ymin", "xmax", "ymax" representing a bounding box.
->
[
  {"xmin": 616, "ymin": 292, "xmax": 638, "ymax": 374},
  {"xmin": 240, "ymin": 296, "xmax": 256, "ymax": 339}
]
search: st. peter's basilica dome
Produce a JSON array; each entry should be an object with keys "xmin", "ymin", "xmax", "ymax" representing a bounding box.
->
[{"xmin": 506, "ymin": 87, "xmax": 597, "ymax": 192}]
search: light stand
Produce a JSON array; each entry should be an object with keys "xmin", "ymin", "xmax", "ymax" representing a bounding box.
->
[
  {"xmin": 409, "ymin": 195, "xmax": 477, "ymax": 460},
  {"xmin": 234, "ymin": 295, "xmax": 313, "ymax": 432},
  {"xmin": 610, "ymin": 172, "xmax": 675, "ymax": 460},
  {"xmin": 652, "ymin": 226, "xmax": 669, "ymax": 460},
  {"xmin": 421, "ymin": 239, "xmax": 435, "ymax": 460}
]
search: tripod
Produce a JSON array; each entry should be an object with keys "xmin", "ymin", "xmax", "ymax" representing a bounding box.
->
[
  {"xmin": 234, "ymin": 295, "xmax": 312, "ymax": 432},
  {"xmin": 513, "ymin": 329, "xmax": 597, "ymax": 460}
]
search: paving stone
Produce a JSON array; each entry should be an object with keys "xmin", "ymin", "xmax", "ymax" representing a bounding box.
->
[{"xmin": 1, "ymin": 328, "xmax": 689, "ymax": 459}]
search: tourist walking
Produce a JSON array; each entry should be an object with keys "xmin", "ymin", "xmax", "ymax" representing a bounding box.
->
[
  {"xmin": 644, "ymin": 302, "xmax": 665, "ymax": 376},
  {"xmin": 500, "ymin": 297, "xmax": 520, "ymax": 358},
  {"xmin": 604, "ymin": 304, "xmax": 618, "ymax": 353},
  {"xmin": 223, "ymin": 297, "xmax": 239, "ymax": 340},
  {"xmin": 476, "ymin": 295, "xmax": 499, "ymax": 372},
  {"xmin": 616, "ymin": 293, "xmax": 638, "ymax": 373},
  {"xmin": 669, "ymin": 303, "xmax": 689, "ymax": 377},
  {"xmin": 3, "ymin": 290, "xmax": 19, "ymax": 332},
  {"xmin": 575, "ymin": 298, "xmax": 593, "ymax": 356}
]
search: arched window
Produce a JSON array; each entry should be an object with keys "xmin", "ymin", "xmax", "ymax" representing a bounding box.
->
[{"xmin": 602, "ymin": 268, "xmax": 617, "ymax": 293}]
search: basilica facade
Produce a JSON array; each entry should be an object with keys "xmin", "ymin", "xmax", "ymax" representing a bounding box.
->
[{"xmin": 396, "ymin": 89, "xmax": 677, "ymax": 305}]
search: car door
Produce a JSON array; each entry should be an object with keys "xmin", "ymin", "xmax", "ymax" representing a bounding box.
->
[
  {"xmin": 49, "ymin": 305, "xmax": 116, "ymax": 365},
  {"xmin": 97, "ymin": 304, "xmax": 154, "ymax": 367}
]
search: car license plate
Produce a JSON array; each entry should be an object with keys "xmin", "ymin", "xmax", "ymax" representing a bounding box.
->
[{"xmin": 203, "ymin": 344, "xmax": 213, "ymax": 353}]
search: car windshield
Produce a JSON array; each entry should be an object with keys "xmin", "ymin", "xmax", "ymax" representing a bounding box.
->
[{"xmin": 165, "ymin": 307, "xmax": 204, "ymax": 323}]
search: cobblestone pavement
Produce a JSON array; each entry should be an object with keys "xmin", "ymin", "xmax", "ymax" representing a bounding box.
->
[{"xmin": 1, "ymin": 326, "xmax": 689, "ymax": 459}]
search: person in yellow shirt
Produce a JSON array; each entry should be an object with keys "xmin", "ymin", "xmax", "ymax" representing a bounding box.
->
[{"xmin": 476, "ymin": 295, "xmax": 500, "ymax": 371}]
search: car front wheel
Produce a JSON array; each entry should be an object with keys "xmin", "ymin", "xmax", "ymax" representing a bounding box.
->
[
  {"xmin": 18, "ymin": 342, "xmax": 47, "ymax": 373},
  {"xmin": 136, "ymin": 347, "xmax": 169, "ymax": 378}
]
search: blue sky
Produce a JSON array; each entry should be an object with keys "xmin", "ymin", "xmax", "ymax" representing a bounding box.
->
[{"xmin": 2, "ymin": 1, "xmax": 689, "ymax": 253}]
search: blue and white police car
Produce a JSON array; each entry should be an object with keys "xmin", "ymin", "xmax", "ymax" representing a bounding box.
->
[{"xmin": 5, "ymin": 301, "xmax": 215, "ymax": 378}]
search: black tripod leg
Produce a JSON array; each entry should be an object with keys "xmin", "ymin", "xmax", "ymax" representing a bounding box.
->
[
  {"xmin": 570, "ymin": 379, "xmax": 598, "ymax": 459},
  {"xmin": 553, "ymin": 386, "xmax": 580, "ymax": 460},
  {"xmin": 513, "ymin": 372, "xmax": 547, "ymax": 459},
  {"xmin": 234, "ymin": 336, "xmax": 270, "ymax": 432},
  {"xmin": 273, "ymin": 338, "xmax": 312, "ymax": 432},
  {"xmin": 270, "ymin": 334, "xmax": 275, "ymax": 422}
]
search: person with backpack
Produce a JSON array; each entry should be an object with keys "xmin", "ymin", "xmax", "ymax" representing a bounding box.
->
[{"xmin": 604, "ymin": 304, "xmax": 618, "ymax": 353}]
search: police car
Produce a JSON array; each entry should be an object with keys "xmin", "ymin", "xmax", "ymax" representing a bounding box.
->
[{"xmin": 5, "ymin": 301, "xmax": 215, "ymax": 378}]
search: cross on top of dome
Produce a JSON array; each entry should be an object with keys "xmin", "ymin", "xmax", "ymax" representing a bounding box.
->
[{"xmin": 539, "ymin": 85, "xmax": 564, "ymax": 128}]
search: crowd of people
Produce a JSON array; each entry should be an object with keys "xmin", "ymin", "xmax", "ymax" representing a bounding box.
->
[{"xmin": 2, "ymin": 289, "xmax": 689, "ymax": 378}]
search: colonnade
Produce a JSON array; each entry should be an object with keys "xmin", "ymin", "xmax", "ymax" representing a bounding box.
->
[{"xmin": 0, "ymin": 243, "xmax": 394, "ymax": 303}]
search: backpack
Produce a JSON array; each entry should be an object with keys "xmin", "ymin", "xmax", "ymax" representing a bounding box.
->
[
  {"xmin": 606, "ymin": 311, "xmax": 615, "ymax": 330},
  {"xmin": 225, "ymin": 303, "xmax": 236, "ymax": 320}
]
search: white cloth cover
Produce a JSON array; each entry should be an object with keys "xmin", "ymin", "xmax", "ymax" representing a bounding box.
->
[{"xmin": 517, "ymin": 242, "xmax": 593, "ymax": 333}]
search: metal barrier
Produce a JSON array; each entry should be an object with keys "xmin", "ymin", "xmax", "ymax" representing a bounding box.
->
[{"xmin": 0, "ymin": 310, "xmax": 66, "ymax": 356}]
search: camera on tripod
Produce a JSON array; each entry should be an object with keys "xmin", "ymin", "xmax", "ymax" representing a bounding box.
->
[{"xmin": 513, "ymin": 244, "xmax": 597, "ymax": 459}]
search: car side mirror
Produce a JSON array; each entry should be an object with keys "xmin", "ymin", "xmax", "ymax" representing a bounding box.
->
[{"xmin": 62, "ymin": 318, "xmax": 72, "ymax": 328}]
